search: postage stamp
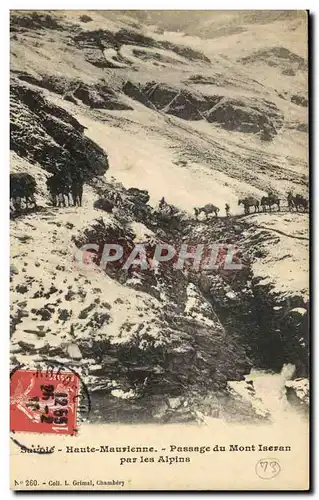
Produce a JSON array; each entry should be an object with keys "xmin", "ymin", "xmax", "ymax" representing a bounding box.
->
[{"xmin": 10, "ymin": 367, "xmax": 80, "ymax": 435}]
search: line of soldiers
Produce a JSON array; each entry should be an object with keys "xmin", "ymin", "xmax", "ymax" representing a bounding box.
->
[{"xmin": 46, "ymin": 171, "xmax": 84, "ymax": 207}]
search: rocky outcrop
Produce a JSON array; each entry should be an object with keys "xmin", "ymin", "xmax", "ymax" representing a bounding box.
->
[
  {"xmin": 16, "ymin": 72, "xmax": 68, "ymax": 94},
  {"xmin": 115, "ymin": 28, "xmax": 157, "ymax": 48},
  {"xmin": 239, "ymin": 46, "xmax": 307, "ymax": 72},
  {"xmin": 73, "ymin": 82, "xmax": 132, "ymax": 110},
  {"xmin": 159, "ymin": 40, "xmax": 210, "ymax": 63},
  {"xmin": 73, "ymin": 29, "xmax": 120, "ymax": 68},
  {"xmin": 182, "ymin": 90, "xmax": 215, "ymax": 113},
  {"xmin": 285, "ymin": 378, "xmax": 309, "ymax": 410},
  {"xmin": 122, "ymin": 81, "xmax": 156, "ymax": 110},
  {"xmin": 73, "ymin": 29, "xmax": 119, "ymax": 50},
  {"xmin": 10, "ymin": 11, "xmax": 65, "ymax": 32},
  {"xmin": 128, "ymin": 81, "xmax": 282, "ymax": 134},
  {"xmin": 205, "ymin": 96, "xmax": 282, "ymax": 137},
  {"xmin": 145, "ymin": 82, "xmax": 178, "ymax": 109},
  {"xmin": 10, "ymin": 79, "xmax": 109, "ymax": 178},
  {"xmin": 72, "ymin": 215, "xmax": 134, "ymax": 252},
  {"xmin": 143, "ymin": 82, "xmax": 215, "ymax": 114},
  {"xmin": 72, "ymin": 26, "xmax": 209, "ymax": 70},
  {"xmin": 291, "ymin": 93, "xmax": 308, "ymax": 107},
  {"xmin": 185, "ymin": 73, "xmax": 266, "ymax": 93},
  {"xmin": 73, "ymin": 19, "xmax": 210, "ymax": 64},
  {"xmin": 127, "ymin": 187, "xmax": 150, "ymax": 204},
  {"xmin": 163, "ymin": 93, "xmax": 203, "ymax": 120},
  {"xmin": 85, "ymin": 48, "xmax": 114, "ymax": 68},
  {"xmin": 133, "ymin": 82, "xmax": 217, "ymax": 120},
  {"xmin": 15, "ymin": 73, "xmax": 132, "ymax": 110}
]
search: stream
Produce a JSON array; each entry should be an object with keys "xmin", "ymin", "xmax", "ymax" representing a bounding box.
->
[{"xmin": 87, "ymin": 363, "xmax": 308, "ymax": 425}]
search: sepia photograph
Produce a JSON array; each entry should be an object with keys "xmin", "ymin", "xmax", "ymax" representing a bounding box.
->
[{"xmin": 9, "ymin": 8, "xmax": 309, "ymax": 491}]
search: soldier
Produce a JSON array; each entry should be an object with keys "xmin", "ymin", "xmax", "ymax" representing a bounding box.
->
[
  {"xmin": 57, "ymin": 192, "xmax": 65, "ymax": 208},
  {"xmin": 113, "ymin": 192, "xmax": 122, "ymax": 206},
  {"xmin": 159, "ymin": 197, "xmax": 166, "ymax": 210},
  {"xmin": 225, "ymin": 203, "xmax": 230, "ymax": 217}
]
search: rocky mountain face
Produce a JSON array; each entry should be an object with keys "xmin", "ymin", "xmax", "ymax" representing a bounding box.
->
[
  {"xmin": 11, "ymin": 78, "xmax": 110, "ymax": 177},
  {"xmin": 10, "ymin": 10, "xmax": 309, "ymax": 423}
]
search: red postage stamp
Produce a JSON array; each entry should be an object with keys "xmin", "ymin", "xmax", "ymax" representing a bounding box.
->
[{"xmin": 10, "ymin": 368, "xmax": 79, "ymax": 435}]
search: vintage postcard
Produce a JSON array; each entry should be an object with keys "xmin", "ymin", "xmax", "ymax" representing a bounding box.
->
[{"xmin": 10, "ymin": 10, "xmax": 309, "ymax": 490}]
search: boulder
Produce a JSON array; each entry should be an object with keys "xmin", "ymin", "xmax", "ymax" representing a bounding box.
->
[{"xmin": 93, "ymin": 198, "xmax": 114, "ymax": 212}]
